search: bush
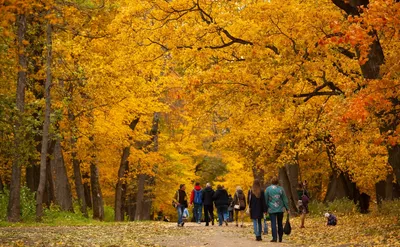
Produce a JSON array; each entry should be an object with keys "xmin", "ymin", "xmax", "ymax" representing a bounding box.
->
[
  {"xmin": 0, "ymin": 190, "xmax": 8, "ymax": 221},
  {"xmin": 103, "ymin": 205, "xmax": 115, "ymax": 222},
  {"xmin": 0, "ymin": 186, "xmax": 36, "ymax": 222},
  {"xmin": 308, "ymin": 198, "xmax": 357, "ymax": 217},
  {"xmin": 20, "ymin": 186, "xmax": 36, "ymax": 221},
  {"xmin": 378, "ymin": 199, "xmax": 400, "ymax": 217},
  {"xmin": 43, "ymin": 204, "xmax": 92, "ymax": 225}
]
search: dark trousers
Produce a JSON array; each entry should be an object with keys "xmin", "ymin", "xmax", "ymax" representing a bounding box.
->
[
  {"xmin": 204, "ymin": 204, "xmax": 214, "ymax": 225},
  {"xmin": 269, "ymin": 212, "xmax": 284, "ymax": 241}
]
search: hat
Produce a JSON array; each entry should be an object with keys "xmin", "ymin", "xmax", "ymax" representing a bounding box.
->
[{"xmin": 324, "ymin": 213, "xmax": 330, "ymax": 218}]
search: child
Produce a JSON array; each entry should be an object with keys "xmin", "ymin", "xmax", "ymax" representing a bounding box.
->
[
  {"xmin": 324, "ymin": 212, "xmax": 337, "ymax": 226},
  {"xmin": 183, "ymin": 208, "xmax": 190, "ymax": 222},
  {"xmin": 263, "ymin": 213, "xmax": 270, "ymax": 235}
]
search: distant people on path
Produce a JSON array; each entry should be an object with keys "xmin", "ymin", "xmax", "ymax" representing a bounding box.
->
[
  {"xmin": 297, "ymin": 181, "xmax": 309, "ymax": 228},
  {"xmin": 265, "ymin": 177, "xmax": 289, "ymax": 242},
  {"xmin": 190, "ymin": 182, "xmax": 203, "ymax": 224},
  {"xmin": 213, "ymin": 184, "xmax": 229, "ymax": 226},
  {"xmin": 202, "ymin": 183, "xmax": 215, "ymax": 226},
  {"xmin": 227, "ymin": 194, "xmax": 234, "ymax": 222},
  {"xmin": 173, "ymin": 184, "xmax": 188, "ymax": 227},
  {"xmin": 325, "ymin": 212, "xmax": 337, "ymax": 226},
  {"xmin": 233, "ymin": 186, "xmax": 246, "ymax": 227},
  {"xmin": 248, "ymin": 179, "xmax": 267, "ymax": 241}
]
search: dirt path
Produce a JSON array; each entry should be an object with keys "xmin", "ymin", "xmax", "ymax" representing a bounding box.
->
[
  {"xmin": 157, "ymin": 222, "xmax": 291, "ymax": 247},
  {"xmin": 0, "ymin": 221, "xmax": 293, "ymax": 247}
]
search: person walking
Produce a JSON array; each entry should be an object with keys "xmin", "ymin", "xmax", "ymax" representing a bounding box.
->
[
  {"xmin": 232, "ymin": 186, "xmax": 246, "ymax": 227},
  {"xmin": 227, "ymin": 194, "xmax": 234, "ymax": 222},
  {"xmin": 265, "ymin": 177, "xmax": 290, "ymax": 242},
  {"xmin": 248, "ymin": 179, "xmax": 267, "ymax": 241},
  {"xmin": 190, "ymin": 182, "xmax": 203, "ymax": 224},
  {"xmin": 173, "ymin": 184, "xmax": 188, "ymax": 227},
  {"xmin": 202, "ymin": 183, "xmax": 215, "ymax": 226},
  {"xmin": 297, "ymin": 181, "xmax": 309, "ymax": 228},
  {"xmin": 213, "ymin": 184, "xmax": 229, "ymax": 226}
]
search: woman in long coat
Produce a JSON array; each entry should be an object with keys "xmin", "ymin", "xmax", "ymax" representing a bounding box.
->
[{"xmin": 248, "ymin": 179, "xmax": 267, "ymax": 241}]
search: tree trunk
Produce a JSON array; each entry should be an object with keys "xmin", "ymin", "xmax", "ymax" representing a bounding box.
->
[
  {"xmin": 45, "ymin": 157, "xmax": 55, "ymax": 207},
  {"xmin": 36, "ymin": 22, "xmax": 52, "ymax": 221},
  {"xmin": 0, "ymin": 177, "xmax": 4, "ymax": 193},
  {"xmin": 252, "ymin": 166, "xmax": 265, "ymax": 186},
  {"xmin": 127, "ymin": 192, "xmax": 136, "ymax": 221},
  {"xmin": 83, "ymin": 172, "xmax": 92, "ymax": 208},
  {"xmin": 134, "ymin": 173, "xmax": 146, "ymax": 221},
  {"xmin": 8, "ymin": 14, "xmax": 27, "ymax": 222},
  {"xmin": 26, "ymin": 165, "xmax": 40, "ymax": 192},
  {"xmin": 115, "ymin": 118, "xmax": 139, "ymax": 221},
  {"xmin": 90, "ymin": 162, "xmax": 104, "ymax": 221},
  {"xmin": 278, "ymin": 164, "xmax": 299, "ymax": 214},
  {"xmin": 324, "ymin": 171, "xmax": 358, "ymax": 202},
  {"xmin": 134, "ymin": 113, "xmax": 160, "ymax": 220},
  {"xmin": 73, "ymin": 154, "xmax": 87, "ymax": 217},
  {"xmin": 50, "ymin": 140, "xmax": 74, "ymax": 212},
  {"xmin": 387, "ymin": 145, "xmax": 400, "ymax": 196},
  {"xmin": 376, "ymin": 174, "xmax": 394, "ymax": 205},
  {"xmin": 115, "ymin": 147, "xmax": 130, "ymax": 221}
]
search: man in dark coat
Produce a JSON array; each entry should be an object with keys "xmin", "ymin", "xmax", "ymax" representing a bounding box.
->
[
  {"xmin": 202, "ymin": 182, "xmax": 215, "ymax": 226},
  {"xmin": 213, "ymin": 184, "xmax": 229, "ymax": 226}
]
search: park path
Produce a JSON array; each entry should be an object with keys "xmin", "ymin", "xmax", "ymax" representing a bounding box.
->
[
  {"xmin": 0, "ymin": 221, "xmax": 294, "ymax": 247},
  {"xmin": 155, "ymin": 222, "xmax": 290, "ymax": 247}
]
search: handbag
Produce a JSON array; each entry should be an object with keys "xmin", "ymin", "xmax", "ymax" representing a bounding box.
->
[{"xmin": 283, "ymin": 214, "xmax": 291, "ymax": 235}]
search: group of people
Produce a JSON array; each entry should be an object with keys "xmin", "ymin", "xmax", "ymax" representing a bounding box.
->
[
  {"xmin": 172, "ymin": 177, "xmax": 335, "ymax": 243},
  {"xmin": 172, "ymin": 182, "xmax": 246, "ymax": 227}
]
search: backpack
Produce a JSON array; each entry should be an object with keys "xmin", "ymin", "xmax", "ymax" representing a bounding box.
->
[
  {"xmin": 194, "ymin": 189, "xmax": 202, "ymax": 204},
  {"xmin": 238, "ymin": 192, "xmax": 245, "ymax": 208},
  {"xmin": 301, "ymin": 191, "xmax": 309, "ymax": 206}
]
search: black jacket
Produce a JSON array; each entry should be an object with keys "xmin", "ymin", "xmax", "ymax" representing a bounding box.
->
[
  {"xmin": 213, "ymin": 188, "xmax": 229, "ymax": 207},
  {"xmin": 202, "ymin": 187, "xmax": 215, "ymax": 206}
]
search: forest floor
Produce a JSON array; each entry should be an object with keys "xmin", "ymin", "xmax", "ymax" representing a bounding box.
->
[{"xmin": 0, "ymin": 215, "xmax": 399, "ymax": 246}]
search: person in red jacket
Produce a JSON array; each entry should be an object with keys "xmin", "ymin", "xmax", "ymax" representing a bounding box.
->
[{"xmin": 190, "ymin": 182, "xmax": 203, "ymax": 224}]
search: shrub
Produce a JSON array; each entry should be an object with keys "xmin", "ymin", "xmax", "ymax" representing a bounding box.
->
[
  {"xmin": 0, "ymin": 190, "xmax": 8, "ymax": 221},
  {"xmin": 378, "ymin": 199, "xmax": 400, "ymax": 217},
  {"xmin": 20, "ymin": 186, "xmax": 36, "ymax": 221},
  {"xmin": 0, "ymin": 186, "xmax": 36, "ymax": 222},
  {"xmin": 103, "ymin": 205, "xmax": 115, "ymax": 222},
  {"xmin": 308, "ymin": 198, "xmax": 356, "ymax": 217}
]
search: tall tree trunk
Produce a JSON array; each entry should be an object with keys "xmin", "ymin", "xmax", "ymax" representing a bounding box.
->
[
  {"xmin": 45, "ymin": 156, "xmax": 55, "ymax": 207},
  {"xmin": 36, "ymin": 22, "xmax": 52, "ymax": 221},
  {"xmin": 134, "ymin": 173, "xmax": 146, "ymax": 221},
  {"xmin": 252, "ymin": 165, "xmax": 265, "ymax": 186},
  {"xmin": 26, "ymin": 165, "xmax": 40, "ymax": 192},
  {"xmin": 0, "ymin": 177, "xmax": 4, "ymax": 193},
  {"xmin": 50, "ymin": 140, "xmax": 74, "ymax": 211},
  {"xmin": 72, "ymin": 152, "xmax": 87, "ymax": 217},
  {"xmin": 134, "ymin": 113, "xmax": 160, "ymax": 220},
  {"xmin": 323, "ymin": 135, "xmax": 361, "ymax": 203},
  {"xmin": 115, "ymin": 147, "xmax": 130, "ymax": 221},
  {"xmin": 91, "ymin": 161, "xmax": 104, "ymax": 221},
  {"xmin": 278, "ymin": 164, "xmax": 299, "ymax": 214},
  {"xmin": 83, "ymin": 172, "xmax": 92, "ymax": 208},
  {"xmin": 69, "ymin": 107, "xmax": 88, "ymax": 216},
  {"xmin": 115, "ymin": 118, "xmax": 139, "ymax": 221},
  {"xmin": 8, "ymin": 14, "xmax": 27, "ymax": 222}
]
